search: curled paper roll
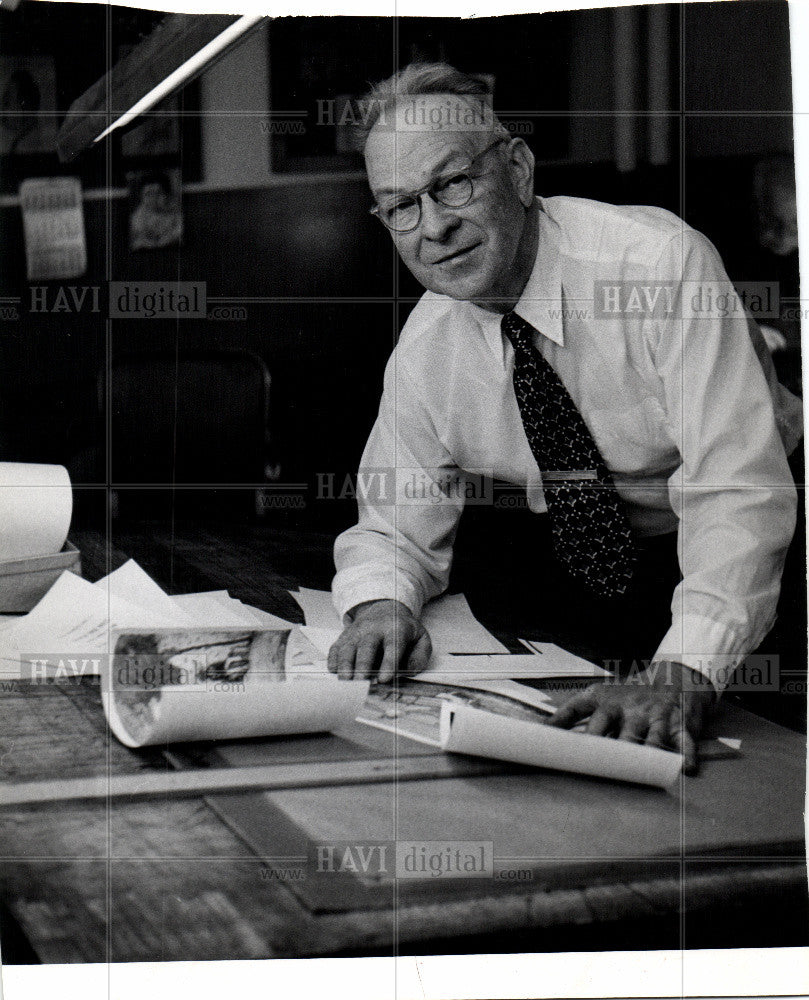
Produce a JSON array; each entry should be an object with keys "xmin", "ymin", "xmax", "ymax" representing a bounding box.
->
[
  {"xmin": 0, "ymin": 463, "xmax": 72, "ymax": 560},
  {"xmin": 439, "ymin": 701, "xmax": 683, "ymax": 790},
  {"xmin": 102, "ymin": 628, "xmax": 369, "ymax": 748}
]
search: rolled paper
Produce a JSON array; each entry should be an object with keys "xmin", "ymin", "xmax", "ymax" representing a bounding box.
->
[
  {"xmin": 0, "ymin": 463, "xmax": 72, "ymax": 560},
  {"xmin": 440, "ymin": 701, "xmax": 683, "ymax": 790},
  {"xmin": 103, "ymin": 627, "xmax": 369, "ymax": 748}
]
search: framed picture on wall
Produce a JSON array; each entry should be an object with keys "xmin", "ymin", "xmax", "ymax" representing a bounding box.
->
[{"xmin": 126, "ymin": 166, "xmax": 183, "ymax": 251}]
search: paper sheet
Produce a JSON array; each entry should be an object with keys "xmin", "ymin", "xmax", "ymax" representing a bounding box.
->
[
  {"xmin": 0, "ymin": 462, "xmax": 72, "ymax": 560},
  {"xmin": 0, "ymin": 571, "xmax": 174, "ymax": 676},
  {"xmin": 421, "ymin": 650, "xmax": 611, "ymax": 681},
  {"xmin": 298, "ymin": 626, "xmax": 341, "ymax": 658},
  {"xmin": 357, "ymin": 678, "xmax": 555, "ymax": 746},
  {"xmin": 299, "ymin": 629, "xmax": 605, "ymax": 682},
  {"xmin": 515, "ymin": 642, "xmax": 612, "ymax": 675},
  {"xmin": 293, "ymin": 589, "xmax": 508, "ymax": 656},
  {"xmin": 95, "ymin": 560, "xmax": 193, "ymax": 626},
  {"xmin": 422, "ymin": 593, "xmax": 509, "ymax": 654},
  {"xmin": 103, "ymin": 627, "xmax": 368, "ymax": 747},
  {"xmin": 173, "ymin": 592, "xmax": 298, "ymax": 630},
  {"xmin": 357, "ymin": 677, "xmax": 740, "ymax": 766},
  {"xmin": 212, "ymin": 595, "xmax": 297, "ymax": 631},
  {"xmin": 239, "ymin": 604, "xmax": 298, "ymax": 630},
  {"xmin": 0, "ymin": 561, "xmax": 304, "ymax": 680},
  {"xmin": 20, "ymin": 177, "xmax": 87, "ymax": 281},
  {"xmin": 172, "ymin": 591, "xmax": 260, "ymax": 627},
  {"xmin": 440, "ymin": 701, "xmax": 684, "ymax": 790},
  {"xmin": 428, "ymin": 677, "xmax": 556, "ymax": 711},
  {"xmin": 289, "ymin": 587, "xmax": 342, "ymax": 629}
]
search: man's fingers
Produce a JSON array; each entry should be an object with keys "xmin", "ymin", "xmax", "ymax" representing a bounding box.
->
[
  {"xmin": 336, "ymin": 641, "xmax": 358, "ymax": 680},
  {"xmin": 645, "ymin": 714, "xmax": 671, "ymax": 750},
  {"xmin": 354, "ymin": 637, "xmax": 382, "ymax": 680},
  {"xmin": 586, "ymin": 705, "xmax": 617, "ymax": 737},
  {"xmin": 403, "ymin": 632, "xmax": 432, "ymax": 678},
  {"xmin": 671, "ymin": 722, "xmax": 699, "ymax": 776},
  {"xmin": 377, "ymin": 633, "xmax": 404, "ymax": 684},
  {"xmin": 326, "ymin": 642, "xmax": 339, "ymax": 675},
  {"xmin": 618, "ymin": 711, "xmax": 649, "ymax": 744},
  {"xmin": 547, "ymin": 690, "xmax": 597, "ymax": 729}
]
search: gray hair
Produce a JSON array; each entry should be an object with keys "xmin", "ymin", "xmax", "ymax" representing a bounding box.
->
[{"xmin": 356, "ymin": 61, "xmax": 510, "ymax": 146}]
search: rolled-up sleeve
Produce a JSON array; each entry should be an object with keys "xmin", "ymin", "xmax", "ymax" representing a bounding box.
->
[
  {"xmin": 332, "ymin": 352, "xmax": 465, "ymax": 622},
  {"xmin": 650, "ymin": 229, "xmax": 800, "ymax": 692}
]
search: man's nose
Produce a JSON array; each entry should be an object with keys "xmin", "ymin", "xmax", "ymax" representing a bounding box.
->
[{"xmin": 419, "ymin": 195, "xmax": 461, "ymax": 241}]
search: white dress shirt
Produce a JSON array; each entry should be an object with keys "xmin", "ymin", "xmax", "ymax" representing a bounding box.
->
[{"xmin": 333, "ymin": 196, "xmax": 803, "ymax": 691}]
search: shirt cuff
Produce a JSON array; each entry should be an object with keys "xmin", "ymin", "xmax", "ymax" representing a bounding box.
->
[
  {"xmin": 331, "ymin": 564, "xmax": 424, "ymax": 624},
  {"xmin": 651, "ymin": 615, "xmax": 751, "ymax": 695}
]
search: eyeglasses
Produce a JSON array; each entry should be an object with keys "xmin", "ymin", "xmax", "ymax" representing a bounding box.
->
[{"xmin": 370, "ymin": 137, "xmax": 508, "ymax": 233}]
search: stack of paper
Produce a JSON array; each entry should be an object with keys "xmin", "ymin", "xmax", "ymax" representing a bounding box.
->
[
  {"xmin": 0, "ymin": 560, "xmax": 301, "ymax": 671},
  {"xmin": 0, "ymin": 562, "xmax": 550, "ymax": 682},
  {"xmin": 291, "ymin": 588, "xmax": 510, "ymax": 657},
  {"xmin": 291, "ymin": 586, "xmax": 606, "ymax": 684}
]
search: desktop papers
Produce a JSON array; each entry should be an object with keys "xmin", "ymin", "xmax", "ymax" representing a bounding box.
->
[
  {"xmin": 421, "ymin": 650, "xmax": 610, "ymax": 682},
  {"xmin": 95, "ymin": 559, "xmax": 193, "ymax": 625},
  {"xmin": 0, "ymin": 562, "xmax": 367, "ymax": 745},
  {"xmin": 294, "ymin": 587, "xmax": 609, "ymax": 681},
  {"xmin": 289, "ymin": 587, "xmax": 341, "ymax": 630},
  {"xmin": 0, "ymin": 561, "xmax": 302, "ymax": 671},
  {"xmin": 293, "ymin": 588, "xmax": 509, "ymax": 656},
  {"xmin": 422, "ymin": 594, "xmax": 509, "ymax": 654},
  {"xmin": 0, "ymin": 570, "xmax": 165, "ymax": 667},
  {"xmin": 0, "ymin": 563, "xmax": 731, "ymax": 783},
  {"xmin": 290, "ymin": 588, "xmax": 616, "ymax": 681}
]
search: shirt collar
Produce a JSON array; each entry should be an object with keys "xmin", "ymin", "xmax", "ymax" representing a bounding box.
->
[
  {"xmin": 471, "ymin": 199, "xmax": 565, "ymax": 366},
  {"xmin": 514, "ymin": 199, "xmax": 565, "ymax": 348}
]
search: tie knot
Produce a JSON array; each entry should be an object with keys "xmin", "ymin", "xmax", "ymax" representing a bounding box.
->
[{"xmin": 501, "ymin": 311, "xmax": 534, "ymax": 352}]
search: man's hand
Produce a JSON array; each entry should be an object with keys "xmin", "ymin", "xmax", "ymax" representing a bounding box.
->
[
  {"xmin": 327, "ymin": 599, "xmax": 432, "ymax": 683},
  {"xmin": 547, "ymin": 662, "xmax": 716, "ymax": 775}
]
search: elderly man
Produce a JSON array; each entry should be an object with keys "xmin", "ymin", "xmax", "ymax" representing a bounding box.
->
[{"xmin": 328, "ymin": 63, "xmax": 803, "ymax": 773}]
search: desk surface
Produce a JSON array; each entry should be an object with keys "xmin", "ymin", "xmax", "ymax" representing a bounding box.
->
[{"xmin": 0, "ymin": 524, "xmax": 806, "ymax": 962}]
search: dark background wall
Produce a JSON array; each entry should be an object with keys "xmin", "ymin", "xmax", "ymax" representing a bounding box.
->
[{"xmin": 0, "ymin": 0, "xmax": 798, "ymax": 530}]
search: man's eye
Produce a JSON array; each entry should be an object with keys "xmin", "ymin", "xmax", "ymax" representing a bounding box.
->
[
  {"xmin": 434, "ymin": 173, "xmax": 468, "ymax": 194},
  {"xmin": 384, "ymin": 199, "xmax": 415, "ymax": 222}
]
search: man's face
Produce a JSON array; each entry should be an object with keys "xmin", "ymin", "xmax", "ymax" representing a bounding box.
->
[{"xmin": 364, "ymin": 95, "xmax": 534, "ymax": 304}]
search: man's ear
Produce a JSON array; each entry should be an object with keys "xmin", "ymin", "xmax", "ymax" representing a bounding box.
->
[{"xmin": 506, "ymin": 138, "xmax": 535, "ymax": 208}]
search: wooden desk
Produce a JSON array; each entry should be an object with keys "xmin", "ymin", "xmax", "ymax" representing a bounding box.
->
[{"xmin": 0, "ymin": 524, "xmax": 806, "ymax": 962}]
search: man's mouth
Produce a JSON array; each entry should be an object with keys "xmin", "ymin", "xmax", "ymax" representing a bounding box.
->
[{"xmin": 428, "ymin": 243, "xmax": 480, "ymax": 266}]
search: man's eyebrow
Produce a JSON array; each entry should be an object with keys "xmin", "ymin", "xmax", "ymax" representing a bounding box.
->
[{"xmin": 374, "ymin": 147, "xmax": 471, "ymax": 198}]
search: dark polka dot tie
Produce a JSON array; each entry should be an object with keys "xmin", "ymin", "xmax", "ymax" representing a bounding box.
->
[{"xmin": 502, "ymin": 311, "xmax": 636, "ymax": 598}]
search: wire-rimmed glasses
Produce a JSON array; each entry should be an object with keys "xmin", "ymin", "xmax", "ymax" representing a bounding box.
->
[{"xmin": 370, "ymin": 137, "xmax": 508, "ymax": 233}]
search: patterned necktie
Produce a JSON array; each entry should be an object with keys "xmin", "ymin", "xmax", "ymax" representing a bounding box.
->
[{"xmin": 502, "ymin": 311, "xmax": 636, "ymax": 598}]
